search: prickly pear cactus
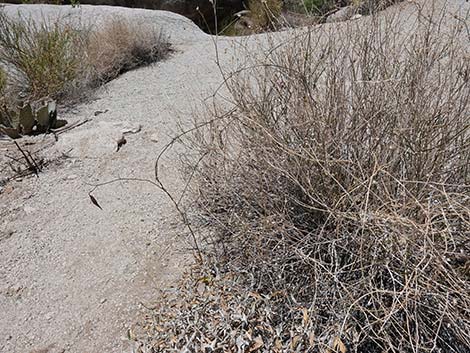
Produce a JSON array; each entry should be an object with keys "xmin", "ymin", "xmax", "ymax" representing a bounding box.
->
[
  {"xmin": 0, "ymin": 101, "xmax": 64, "ymax": 139},
  {"xmin": 0, "ymin": 68, "xmax": 6, "ymax": 96},
  {"xmin": 19, "ymin": 104, "xmax": 35, "ymax": 135},
  {"xmin": 36, "ymin": 105, "xmax": 50, "ymax": 128}
]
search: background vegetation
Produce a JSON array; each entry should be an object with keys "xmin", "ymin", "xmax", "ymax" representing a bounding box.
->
[
  {"xmin": 86, "ymin": 18, "xmax": 169, "ymax": 85},
  {"xmin": 221, "ymin": 0, "xmax": 405, "ymax": 35},
  {"xmin": 0, "ymin": 11, "xmax": 169, "ymax": 107},
  {"xmin": 248, "ymin": 0, "xmax": 283, "ymax": 29},
  {"xmin": 0, "ymin": 12, "xmax": 88, "ymax": 102}
]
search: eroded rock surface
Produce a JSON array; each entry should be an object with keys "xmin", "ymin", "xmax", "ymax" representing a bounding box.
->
[{"xmin": 5, "ymin": 0, "xmax": 244, "ymax": 26}]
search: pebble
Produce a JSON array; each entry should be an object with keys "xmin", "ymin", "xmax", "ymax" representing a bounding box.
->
[
  {"xmin": 23, "ymin": 206, "xmax": 36, "ymax": 215},
  {"xmin": 123, "ymin": 124, "xmax": 142, "ymax": 134},
  {"xmin": 3, "ymin": 185, "xmax": 14, "ymax": 194},
  {"xmin": 66, "ymin": 174, "xmax": 78, "ymax": 181},
  {"xmin": 94, "ymin": 109, "xmax": 109, "ymax": 116},
  {"xmin": 150, "ymin": 133, "xmax": 159, "ymax": 143},
  {"xmin": 5, "ymin": 229, "xmax": 15, "ymax": 237}
]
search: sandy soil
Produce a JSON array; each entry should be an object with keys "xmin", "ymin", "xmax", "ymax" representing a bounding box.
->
[{"xmin": 0, "ymin": 5, "xmax": 231, "ymax": 353}]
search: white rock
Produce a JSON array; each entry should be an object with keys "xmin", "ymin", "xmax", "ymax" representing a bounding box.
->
[
  {"xmin": 121, "ymin": 124, "xmax": 142, "ymax": 134},
  {"xmin": 23, "ymin": 206, "xmax": 36, "ymax": 215},
  {"xmin": 150, "ymin": 133, "xmax": 159, "ymax": 143}
]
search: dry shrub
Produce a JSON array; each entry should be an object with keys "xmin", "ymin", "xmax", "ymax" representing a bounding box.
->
[
  {"xmin": 248, "ymin": 0, "xmax": 283, "ymax": 30},
  {"xmin": 87, "ymin": 18, "xmax": 170, "ymax": 84},
  {"xmin": 185, "ymin": 4, "xmax": 470, "ymax": 352}
]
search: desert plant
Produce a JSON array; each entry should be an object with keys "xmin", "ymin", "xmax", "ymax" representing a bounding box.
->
[
  {"xmin": 0, "ymin": 11, "xmax": 170, "ymax": 108},
  {"xmin": 184, "ymin": 3, "xmax": 469, "ymax": 352},
  {"xmin": 0, "ymin": 101, "xmax": 63, "ymax": 138},
  {"xmin": 295, "ymin": 0, "xmax": 402, "ymax": 16},
  {"xmin": 0, "ymin": 11, "xmax": 89, "ymax": 102},
  {"xmin": 248, "ymin": 0, "xmax": 283, "ymax": 30},
  {"xmin": 0, "ymin": 67, "xmax": 6, "ymax": 96},
  {"xmin": 86, "ymin": 17, "xmax": 170, "ymax": 84},
  {"xmin": 302, "ymin": 0, "xmax": 332, "ymax": 13}
]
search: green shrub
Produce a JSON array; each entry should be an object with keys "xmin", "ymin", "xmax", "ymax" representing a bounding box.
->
[
  {"xmin": 0, "ymin": 11, "xmax": 88, "ymax": 101},
  {"xmin": 293, "ymin": 0, "xmax": 398, "ymax": 15},
  {"xmin": 283, "ymin": 0, "xmax": 344, "ymax": 15},
  {"xmin": 302, "ymin": 0, "xmax": 331, "ymax": 13}
]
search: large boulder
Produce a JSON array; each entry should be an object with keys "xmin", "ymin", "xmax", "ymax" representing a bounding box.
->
[
  {"xmin": 1, "ymin": 4, "xmax": 208, "ymax": 45},
  {"xmin": 4, "ymin": 0, "xmax": 244, "ymax": 28}
]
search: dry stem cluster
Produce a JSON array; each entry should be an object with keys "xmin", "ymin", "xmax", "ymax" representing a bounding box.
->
[{"xmin": 176, "ymin": 4, "xmax": 470, "ymax": 352}]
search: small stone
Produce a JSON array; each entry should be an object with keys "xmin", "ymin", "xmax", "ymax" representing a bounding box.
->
[
  {"xmin": 150, "ymin": 133, "xmax": 159, "ymax": 143},
  {"xmin": 94, "ymin": 109, "xmax": 108, "ymax": 116},
  {"xmin": 0, "ymin": 229, "xmax": 15, "ymax": 241},
  {"xmin": 116, "ymin": 136, "xmax": 127, "ymax": 152},
  {"xmin": 196, "ymin": 282, "xmax": 206, "ymax": 295},
  {"xmin": 3, "ymin": 185, "xmax": 14, "ymax": 194},
  {"xmin": 122, "ymin": 124, "xmax": 142, "ymax": 134},
  {"xmin": 100, "ymin": 298, "xmax": 107, "ymax": 304},
  {"xmin": 6, "ymin": 285, "xmax": 22, "ymax": 296},
  {"xmin": 23, "ymin": 206, "xmax": 36, "ymax": 214},
  {"xmin": 66, "ymin": 174, "xmax": 78, "ymax": 180}
]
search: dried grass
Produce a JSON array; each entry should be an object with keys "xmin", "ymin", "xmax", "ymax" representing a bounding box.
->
[{"xmin": 86, "ymin": 18, "xmax": 170, "ymax": 85}]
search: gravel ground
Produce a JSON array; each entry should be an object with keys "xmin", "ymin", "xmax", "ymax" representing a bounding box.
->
[
  {"xmin": 0, "ymin": 1, "xmax": 467, "ymax": 353},
  {"xmin": 0, "ymin": 5, "xmax": 230, "ymax": 353}
]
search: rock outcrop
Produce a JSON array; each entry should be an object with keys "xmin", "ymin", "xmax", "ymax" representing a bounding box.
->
[{"xmin": 5, "ymin": 0, "xmax": 244, "ymax": 28}]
